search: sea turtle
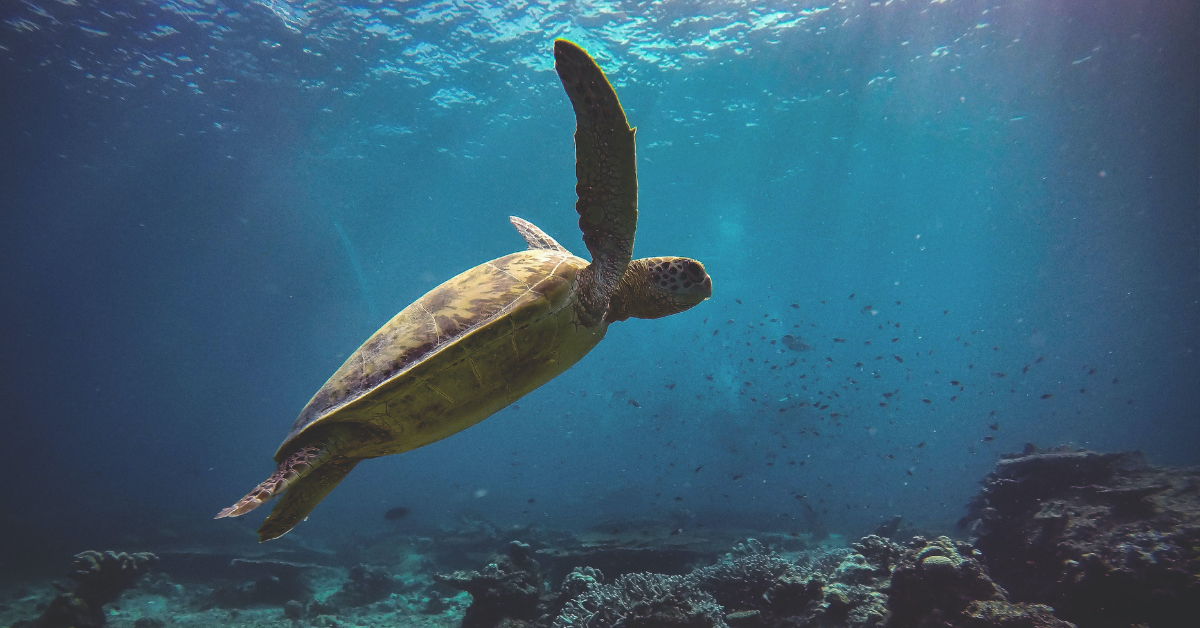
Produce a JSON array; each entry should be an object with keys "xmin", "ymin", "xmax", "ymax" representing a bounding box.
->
[{"xmin": 216, "ymin": 40, "xmax": 712, "ymax": 541}]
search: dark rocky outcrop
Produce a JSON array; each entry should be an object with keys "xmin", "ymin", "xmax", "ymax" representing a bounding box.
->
[
  {"xmin": 960, "ymin": 444, "xmax": 1200, "ymax": 628},
  {"xmin": 18, "ymin": 551, "xmax": 158, "ymax": 628}
]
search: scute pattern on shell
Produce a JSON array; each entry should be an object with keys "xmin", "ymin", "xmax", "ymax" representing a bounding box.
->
[{"xmin": 276, "ymin": 250, "xmax": 580, "ymax": 456}]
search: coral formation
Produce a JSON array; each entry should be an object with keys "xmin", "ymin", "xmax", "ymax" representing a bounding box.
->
[
  {"xmin": 19, "ymin": 551, "xmax": 158, "ymax": 628},
  {"xmin": 961, "ymin": 444, "xmax": 1200, "ymax": 628},
  {"xmin": 327, "ymin": 564, "xmax": 395, "ymax": 607},
  {"xmin": 887, "ymin": 536, "xmax": 1072, "ymax": 628},
  {"xmin": 435, "ymin": 541, "xmax": 546, "ymax": 628},
  {"xmin": 554, "ymin": 572, "xmax": 725, "ymax": 628},
  {"xmin": 206, "ymin": 558, "xmax": 316, "ymax": 608}
]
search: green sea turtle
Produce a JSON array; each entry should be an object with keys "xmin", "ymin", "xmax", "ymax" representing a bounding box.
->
[{"xmin": 216, "ymin": 40, "xmax": 712, "ymax": 541}]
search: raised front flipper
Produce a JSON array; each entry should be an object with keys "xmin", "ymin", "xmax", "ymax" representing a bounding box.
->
[{"xmin": 554, "ymin": 39, "xmax": 638, "ymax": 325}]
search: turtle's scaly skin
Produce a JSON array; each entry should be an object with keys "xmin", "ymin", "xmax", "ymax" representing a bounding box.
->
[{"xmin": 217, "ymin": 39, "xmax": 712, "ymax": 541}]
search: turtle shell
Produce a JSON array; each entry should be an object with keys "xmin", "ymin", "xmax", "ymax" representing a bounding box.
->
[{"xmin": 274, "ymin": 249, "xmax": 607, "ymax": 462}]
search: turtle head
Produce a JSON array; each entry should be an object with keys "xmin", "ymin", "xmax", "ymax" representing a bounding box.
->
[{"xmin": 605, "ymin": 257, "xmax": 712, "ymax": 322}]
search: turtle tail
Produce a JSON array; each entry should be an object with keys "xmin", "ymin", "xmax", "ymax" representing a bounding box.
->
[{"xmin": 215, "ymin": 444, "xmax": 336, "ymax": 519}]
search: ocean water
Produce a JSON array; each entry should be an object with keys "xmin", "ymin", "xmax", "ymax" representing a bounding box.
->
[{"xmin": 0, "ymin": 0, "xmax": 1196, "ymax": 583}]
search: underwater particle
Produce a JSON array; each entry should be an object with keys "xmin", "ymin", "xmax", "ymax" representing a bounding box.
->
[
  {"xmin": 1080, "ymin": 388, "xmax": 1087, "ymax": 394},
  {"xmin": 1041, "ymin": 394, "xmax": 1053, "ymax": 399},
  {"xmin": 474, "ymin": 489, "xmax": 488, "ymax": 498},
  {"xmin": 384, "ymin": 506, "xmax": 410, "ymax": 520}
]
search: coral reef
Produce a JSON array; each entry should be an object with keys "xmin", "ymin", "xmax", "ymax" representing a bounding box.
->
[
  {"xmin": 327, "ymin": 564, "xmax": 396, "ymax": 608},
  {"xmin": 206, "ymin": 558, "xmax": 316, "ymax": 608},
  {"xmin": 435, "ymin": 541, "xmax": 546, "ymax": 628},
  {"xmin": 554, "ymin": 572, "xmax": 726, "ymax": 628},
  {"xmin": 961, "ymin": 444, "xmax": 1200, "ymax": 628},
  {"xmin": 887, "ymin": 536, "xmax": 1073, "ymax": 628},
  {"xmin": 19, "ymin": 550, "xmax": 158, "ymax": 628}
]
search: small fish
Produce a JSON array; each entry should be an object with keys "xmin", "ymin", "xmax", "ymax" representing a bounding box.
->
[
  {"xmin": 833, "ymin": 338, "xmax": 846, "ymax": 343},
  {"xmin": 694, "ymin": 466, "xmax": 703, "ymax": 473},
  {"xmin": 1040, "ymin": 393, "xmax": 1053, "ymax": 399},
  {"xmin": 922, "ymin": 399, "xmax": 931, "ymax": 404},
  {"xmin": 917, "ymin": 441, "xmax": 926, "ymax": 448},
  {"xmin": 527, "ymin": 498, "xmax": 536, "ymax": 503},
  {"xmin": 628, "ymin": 399, "xmax": 640, "ymax": 407},
  {"xmin": 791, "ymin": 303, "xmax": 800, "ymax": 309},
  {"xmin": 736, "ymin": 299, "xmax": 742, "ymax": 304},
  {"xmin": 732, "ymin": 474, "xmax": 744, "ymax": 481},
  {"xmin": 950, "ymin": 380, "xmax": 960, "ymax": 386},
  {"xmin": 849, "ymin": 293, "xmax": 855, "ymax": 299},
  {"xmin": 665, "ymin": 383, "xmax": 676, "ymax": 389},
  {"xmin": 674, "ymin": 496, "xmax": 683, "ymax": 501},
  {"xmin": 950, "ymin": 395, "xmax": 958, "ymax": 401},
  {"xmin": 782, "ymin": 335, "xmax": 812, "ymax": 351},
  {"xmin": 1022, "ymin": 364, "xmax": 1030, "ymax": 374},
  {"xmin": 384, "ymin": 506, "xmax": 410, "ymax": 521},
  {"xmin": 982, "ymin": 436, "xmax": 994, "ymax": 442},
  {"xmin": 988, "ymin": 422, "xmax": 999, "ymax": 430},
  {"xmin": 893, "ymin": 355, "xmax": 904, "ymax": 363}
]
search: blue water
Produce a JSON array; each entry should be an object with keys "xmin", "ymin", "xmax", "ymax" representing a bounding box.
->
[{"xmin": 1, "ymin": 0, "xmax": 1196, "ymax": 578}]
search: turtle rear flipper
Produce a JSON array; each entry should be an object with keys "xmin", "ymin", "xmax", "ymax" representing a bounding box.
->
[
  {"xmin": 257, "ymin": 457, "xmax": 361, "ymax": 541},
  {"xmin": 215, "ymin": 443, "xmax": 338, "ymax": 519}
]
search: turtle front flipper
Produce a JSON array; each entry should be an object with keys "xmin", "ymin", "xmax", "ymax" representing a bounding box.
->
[
  {"xmin": 554, "ymin": 39, "xmax": 638, "ymax": 325},
  {"xmin": 257, "ymin": 457, "xmax": 360, "ymax": 541}
]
